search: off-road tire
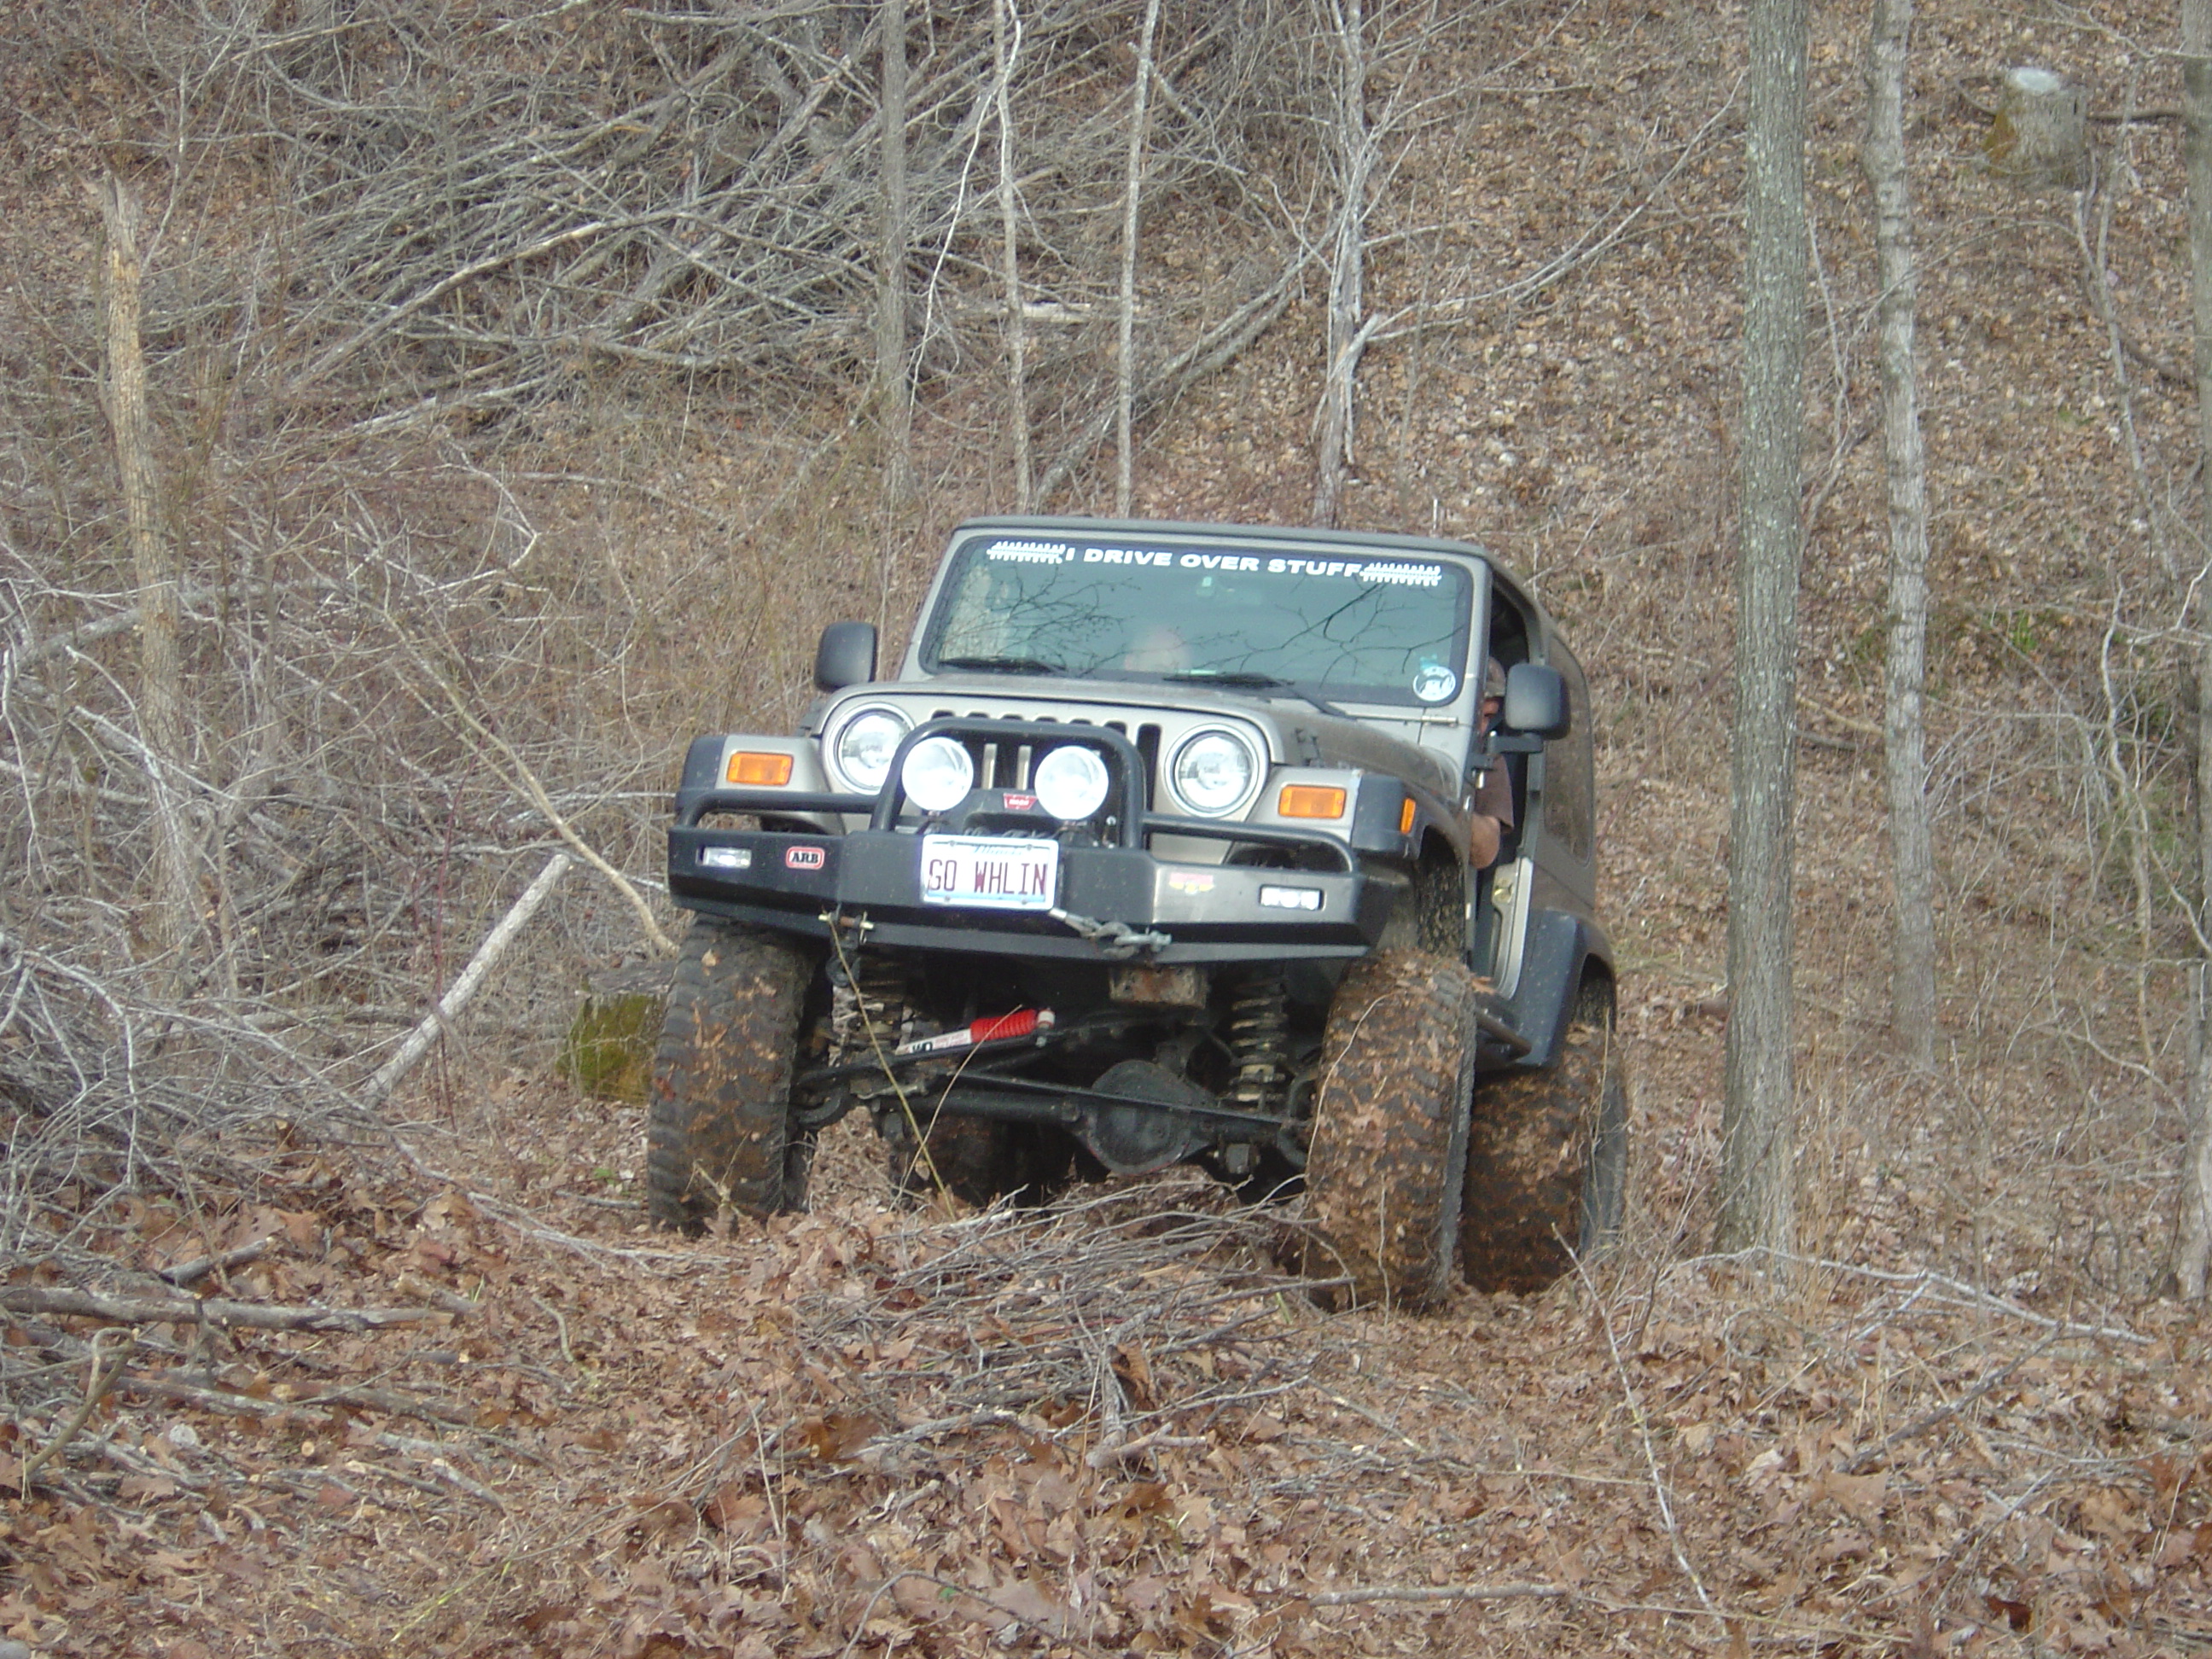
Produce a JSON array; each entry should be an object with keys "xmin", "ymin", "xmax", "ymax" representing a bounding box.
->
[
  {"xmin": 1301, "ymin": 950, "xmax": 1479, "ymax": 1309},
  {"xmin": 1459, "ymin": 976, "xmax": 1627, "ymax": 1294},
  {"xmin": 647, "ymin": 920, "xmax": 815, "ymax": 1231}
]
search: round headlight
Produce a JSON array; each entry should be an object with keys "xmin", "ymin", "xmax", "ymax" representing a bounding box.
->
[
  {"xmin": 1033, "ymin": 744, "xmax": 1111, "ymax": 822},
  {"xmin": 1168, "ymin": 728, "xmax": 1259, "ymax": 818},
  {"xmin": 900, "ymin": 736, "xmax": 975, "ymax": 813},
  {"xmin": 831, "ymin": 707, "xmax": 911, "ymax": 792}
]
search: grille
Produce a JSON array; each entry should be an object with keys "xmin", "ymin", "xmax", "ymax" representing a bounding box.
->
[
  {"xmin": 928, "ymin": 712, "xmax": 1163, "ymax": 806},
  {"xmin": 842, "ymin": 690, "xmax": 1270, "ymax": 821}
]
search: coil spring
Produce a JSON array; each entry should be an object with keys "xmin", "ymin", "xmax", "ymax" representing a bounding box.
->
[
  {"xmin": 1225, "ymin": 975, "xmax": 1290, "ymax": 1116},
  {"xmin": 830, "ymin": 954, "xmax": 911, "ymax": 1060}
]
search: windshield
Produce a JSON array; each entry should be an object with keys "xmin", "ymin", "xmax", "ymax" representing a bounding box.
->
[{"xmin": 920, "ymin": 531, "xmax": 1477, "ymax": 708}]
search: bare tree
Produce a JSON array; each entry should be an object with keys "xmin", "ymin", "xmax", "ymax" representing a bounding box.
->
[
  {"xmin": 1115, "ymin": 0, "xmax": 1164, "ymax": 517},
  {"xmin": 2174, "ymin": 0, "xmax": 2212, "ymax": 1295},
  {"xmin": 1861, "ymin": 0, "xmax": 1937, "ymax": 1068},
  {"xmin": 993, "ymin": 0, "xmax": 1034, "ymax": 510},
  {"xmin": 1718, "ymin": 0, "xmax": 1809, "ymax": 1258},
  {"xmin": 90, "ymin": 175, "xmax": 199, "ymax": 980},
  {"xmin": 1312, "ymin": 0, "xmax": 1375, "ymax": 528},
  {"xmin": 877, "ymin": 0, "xmax": 914, "ymax": 517}
]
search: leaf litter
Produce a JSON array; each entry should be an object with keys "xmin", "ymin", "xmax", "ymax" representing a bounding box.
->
[{"xmin": 4, "ymin": 1076, "xmax": 2212, "ymax": 1658}]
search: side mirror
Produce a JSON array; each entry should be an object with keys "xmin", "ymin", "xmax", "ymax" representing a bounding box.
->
[
  {"xmin": 814, "ymin": 621, "xmax": 877, "ymax": 691},
  {"xmin": 1502, "ymin": 662, "xmax": 1569, "ymax": 739}
]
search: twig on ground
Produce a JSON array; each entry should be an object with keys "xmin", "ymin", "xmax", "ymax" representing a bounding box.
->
[
  {"xmin": 393, "ymin": 1272, "xmax": 482, "ymax": 1318},
  {"xmin": 1840, "ymin": 1330, "xmax": 2060, "ymax": 1476},
  {"xmin": 1307, "ymin": 1581, "xmax": 1570, "ymax": 1607},
  {"xmin": 1084, "ymin": 1425, "xmax": 1208, "ymax": 1469},
  {"xmin": 20, "ymin": 1329, "xmax": 135, "ymax": 1495},
  {"xmin": 532, "ymin": 1294, "xmax": 579, "ymax": 1369},
  {"xmin": 156, "ymin": 1238, "xmax": 272, "ymax": 1287},
  {"xmin": 1316, "ymin": 1388, "xmax": 1431, "ymax": 1456},
  {"xmin": 3, "ymin": 1284, "xmax": 440, "ymax": 1332},
  {"xmin": 1571, "ymin": 1249, "xmax": 1721, "ymax": 1621}
]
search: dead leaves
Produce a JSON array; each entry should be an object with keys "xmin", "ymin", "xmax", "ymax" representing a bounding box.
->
[{"xmin": 21, "ymin": 1075, "xmax": 2212, "ymax": 1659}]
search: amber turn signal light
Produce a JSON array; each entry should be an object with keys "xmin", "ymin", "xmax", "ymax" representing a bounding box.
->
[
  {"xmin": 1399, "ymin": 796, "xmax": 1417, "ymax": 835},
  {"xmin": 727, "ymin": 751, "xmax": 795, "ymax": 787},
  {"xmin": 1277, "ymin": 784, "xmax": 1348, "ymax": 820}
]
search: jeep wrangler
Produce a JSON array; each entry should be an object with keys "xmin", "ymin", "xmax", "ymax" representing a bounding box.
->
[{"xmin": 651, "ymin": 516, "xmax": 1622, "ymax": 1305}]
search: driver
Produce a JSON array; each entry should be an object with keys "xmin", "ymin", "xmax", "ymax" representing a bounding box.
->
[
  {"xmin": 1470, "ymin": 656, "xmax": 1515, "ymax": 869},
  {"xmin": 1121, "ymin": 623, "xmax": 1191, "ymax": 673}
]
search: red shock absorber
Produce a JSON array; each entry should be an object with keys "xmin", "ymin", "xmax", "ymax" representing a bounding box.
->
[{"xmin": 894, "ymin": 1008, "xmax": 1057, "ymax": 1057}]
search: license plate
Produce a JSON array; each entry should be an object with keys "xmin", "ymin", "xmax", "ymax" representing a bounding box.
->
[{"xmin": 919, "ymin": 835, "xmax": 1059, "ymax": 911}]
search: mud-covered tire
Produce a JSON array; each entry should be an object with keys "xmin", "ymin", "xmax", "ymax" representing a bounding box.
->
[
  {"xmin": 1301, "ymin": 950, "xmax": 1479, "ymax": 1309},
  {"xmin": 646, "ymin": 921, "xmax": 816, "ymax": 1231},
  {"xmin": 1459, "ymin": 976, "xmax": 1627, "ymax": 1294}
]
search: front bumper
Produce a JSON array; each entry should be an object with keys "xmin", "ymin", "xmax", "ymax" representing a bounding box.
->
[
  {"xmin": 667, "ymin": 717, "xmax": 1403, "ymax": 963},
  {"xmin": 668, "ymin": 824, "xmax": 1390, "ymax": 963}
]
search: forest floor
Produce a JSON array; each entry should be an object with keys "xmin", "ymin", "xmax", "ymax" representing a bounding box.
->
[{"xmin": 11, "ymin": 1005, "xmax": 2212, "ymax": 1659}]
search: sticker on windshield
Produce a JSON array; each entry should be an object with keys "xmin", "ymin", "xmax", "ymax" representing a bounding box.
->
[
  {"xmin": 986, "ymin": 538, "xmax": 1076, "ymax": 564},
  {"xmin": 1412, "ymin": 663, "xmax": 1458, "ymax": 703},
  {"xmin": 988, "ymin": 536, "xmax": 1448, "ymax": 588}
]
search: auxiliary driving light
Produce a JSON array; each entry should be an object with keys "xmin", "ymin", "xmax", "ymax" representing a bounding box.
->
[
  {"xmin": 900, "ymin": 735, "xmax": 975, "ymax": 813},
  {"xmin": 1033, "ymin": 744, "xmax": 1111, "ymax": 821}
]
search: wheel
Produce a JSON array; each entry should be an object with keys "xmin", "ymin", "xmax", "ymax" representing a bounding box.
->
[
  {"xmin": 646, "ymin": 920, "xmax": 817, "ymax": 1231},
  {"xmin": 1301, "ymin": 949, "xmax": 1479, "ymax": 1309},
  {"xmin": 1460, "ymin": 975, "xmax": 1627, "ymax": 1294}
]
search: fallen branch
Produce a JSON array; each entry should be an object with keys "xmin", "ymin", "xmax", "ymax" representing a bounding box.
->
[
  {"xmin": 8, "ymin": 576, "xmax": 347, "ymax": 670},
  {"xmin": 393, "ymin": 1272, "xmax": 483, "ymax": 1317},
  {"xmin": 362, "ymin": 850, "xmax": 573, "ymax": 1106},
  {"xmin": 1034, "ymin": 249, "xmax": 1311, "ymax": 505},
  {"xmin": 430, "ymin": 676, "xmax": 674, "ymax": 957},
  {"xmin": 1307, "ymin": 1581, "xmax": 1570, "ymax": 1608},
  {"xmin": 20, "ymin": 1330, "xmax": 135, "ymax": 1495},
  {"xmin": 1572, "ymin": 1249, "xmax": 1720, "ymax": 1621},
  {"xmin": 1083, "ymin": 1425, "xmax": 1208, "ymax": 1469},
  {"xmin": 3, "ymin": 1284, "xmax": 439, "ymax": 1332},
  {"xmin": 156, "ymin": 1238, "xmax": 272, "ymax": 1287},
  {"xmin": 1839, "ymin": 1332, "xmax": 2058, "ymax": 1476}
]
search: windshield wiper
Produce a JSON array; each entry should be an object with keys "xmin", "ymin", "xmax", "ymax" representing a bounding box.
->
[
  {"xmin": 934, "ymin": 655, "xmax": 1062, "ymax": 676},
  {"xmin": 1162, "ymin": 670, "xmax": 1350, "ymax": 719}
]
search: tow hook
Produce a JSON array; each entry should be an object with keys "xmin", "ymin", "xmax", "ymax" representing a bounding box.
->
[{"xmin": 1047, "ymin": 907, "xmax": 1172, "ymax": 959}]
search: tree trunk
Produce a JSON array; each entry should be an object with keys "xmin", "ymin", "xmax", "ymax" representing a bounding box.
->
[
  {"xmin": 1312, "ymin": 0, "xmax": 1372, "ymax": 530},
  {"xmin": 1718, "ymin": 0, "xmax": 1809, "ymax": 1259},
  {"xmin": 876, "ymin": 0, "xmax": 913, "ymax": 515},
  {"xmin": 1115, "ymin": 0, "xmax": 1162, "ymax": 518},
  {"xmin": 2172, "ymin": 0, "xmax": 2212, "ymax": 1297},
  {"xmin": 992, "ymin": 0, "xmax": 1033, "ymax": 511},
  {"xmin": 1986, "ymin": 65, "xmax": 2087, "ymax": 191},
  {"xmin": 1862, "ymin": 0, "xmax": 1937, "ymax": 1069},
  {"xmin": 92, "ymin": 174, "xmax": 198, "ymax": 979}
]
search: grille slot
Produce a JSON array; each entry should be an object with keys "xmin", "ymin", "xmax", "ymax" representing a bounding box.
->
[{"xmin": 1137, "ymin": 725, "xmax": 1163, "ymax": 810}]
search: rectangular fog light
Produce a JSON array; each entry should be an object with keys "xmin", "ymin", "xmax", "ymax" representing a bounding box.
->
[
  {"xmin": 1259, "ymin": 884, "xmax": 1323, "ymax": 912},
  {"xmin": 700, "ymin": 847, "xmax": 753, "ymax": 870}
]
